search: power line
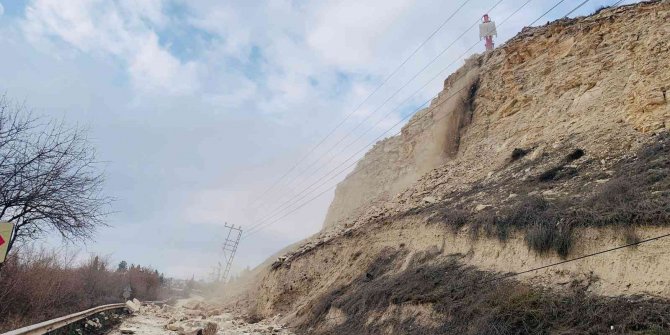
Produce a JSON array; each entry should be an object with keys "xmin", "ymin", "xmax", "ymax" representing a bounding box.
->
[
  {"xmin": 244, "ymin": 65, "xmax": 473, "ymax": 237},
  {"xmin": 248, "ymin": 48, "xmax": 475, "ymax": 231},
  {"xmin": 246, "ymin": 0, "xmax": 579, "ymax": 237},
  {"xmin": 564, "ymin": 0, "xmax": 590, "ymax": 17},
  {"xmin": 249, "ymin": 0, "xmax": 505, "ymax": 220},
  {"xmin": 500, "ymin": 0, "xmax": 533, "ymax": 26},
  {"xmin": 263, "ymin": 17, "xmax": 478, "ymax": 204},
  {"xmin": 250, "ymin": 0, "xmax": 535, "ymax": 234},
  {"xmin": 529, "ymin": 0, "xmax": 567, "ymax": 26},
  {"xmin": 276, "ymin": 9, "xmax": 493, "ymax": 188},
  {"xmin": 246, "ymin": 47, "xmax": 478, "ymax": 235},
  {"xmin": 242, "ymin": 79, "xmax": 470, "ymax": 239},
  {"xmin": 245, "ymin": 0, "xmax": 537, "ymax": 237},
  {"xmin": 280, "ymin": 231, "xmax": 670, "ymax": 329},
  {"xmin": 245, "ymin": 50, "xmax": 491, "ymax": 238},
  {"xmin": 249, "ymin": 1, "xmax": 508, "ymax": 229},
  {"xmin": 248, "ymin": 0, "xmax": 475, "ymax": 208}
]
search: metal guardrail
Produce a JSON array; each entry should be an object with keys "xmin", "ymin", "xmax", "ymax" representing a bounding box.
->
[
  {"xmin": 1, "ymin": 303, "xmax": 127, "ymax": 335},
  {"xmin": 0, "ymin": 299, "xmax": 172, "ymax": 335}
]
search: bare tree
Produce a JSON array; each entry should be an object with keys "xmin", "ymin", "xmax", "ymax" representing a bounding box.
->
[{"xmin": 0, "ymin": 95, "xmax": 110, "ymax": 255}]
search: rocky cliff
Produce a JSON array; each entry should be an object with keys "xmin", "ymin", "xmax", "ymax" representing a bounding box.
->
[
  {"xmin": 232, "ymin": 2, "xmax": 670, "ymax": 334},
  {"xmin": 323, "ymin": 59, "xmax": 481, "ymax": 230},
  {"xmin": 323, "ymin": 0, "xmax": 668, "ymax": 230}
]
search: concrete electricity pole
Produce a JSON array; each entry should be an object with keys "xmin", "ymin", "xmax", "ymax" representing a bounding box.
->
[
  {"xmin": 220, "ymin": 223, "xmax": 242, "ymax": 283},
  {"xmin": 480, "ymin": 14, "xmax": 497, "ymax": 51}
]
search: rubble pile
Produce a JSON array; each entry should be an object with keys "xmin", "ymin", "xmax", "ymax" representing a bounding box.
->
[{"xmin": 111, "ymin": 298, "xmax": 294, "ymax": 335}]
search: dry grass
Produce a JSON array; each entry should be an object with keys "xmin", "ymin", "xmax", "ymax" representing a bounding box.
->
[
  {"xmin": 510, "ymin": 148, "xmax": 529, "ymax": 161},
  {"xmin": 298, "ymin": 248, "xmax": 670, "ymax": 335},
  {"xmin": 430, "ymin": 134, "xmax": 670, "ymax": 257},
  {"xmin": 0, "ymin": 247, "xmax": 166, "ymax": 332}
]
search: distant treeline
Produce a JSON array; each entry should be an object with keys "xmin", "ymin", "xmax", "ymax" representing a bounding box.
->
[{"xmin": 0, "ymin": 248, "xmax": 169, "ymax": 332}]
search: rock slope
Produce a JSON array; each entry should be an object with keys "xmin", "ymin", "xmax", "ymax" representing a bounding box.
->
[
  {"xmin": 323, "ymin": 0, "xmax": 669, "ymax": 230},
  {"xmin": 234, "ymin": 2, "xmax": 670, "ymax": 334}
]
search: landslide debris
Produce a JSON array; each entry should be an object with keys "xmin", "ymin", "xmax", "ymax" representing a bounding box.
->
[{"xmin": 110, "ymin": 298, "xmax": 293, "ymax": 335}]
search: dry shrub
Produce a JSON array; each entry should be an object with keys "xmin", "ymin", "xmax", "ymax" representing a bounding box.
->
[
  {"xmin": 432, "ymin": 135, "xmax": 670, "ymax": 257},
  {"xmin": 430, "ymin": 207, "xmax": 469, "ymax": 233},
  {"xmin": 594, "ymin": 5, "xmax": 612, "ymax": 14},
  {"xmin": 524, "ymin": 221, "xmax": 573, "ymax": 256},
  {"xmin": 0, "ymin": 248, "xmax": 165, "ymax": 332},
  {"xmin": 566, "ymin": 148, "xmax": 585, "ymax": 161},
  {"xmin": 511, "ymin": 148, "xmax": 529, "ymax": 161},
  {"xmin": 432, "ymin": 197, "xmax": 570, "ymax": 254},
  {"xmin": 538, "ymin": 166, "xmax": 562, "ymax": 182},
  {"xmin": 538, "ymin": 165, "xmax": 578, "ymax": 182},
  {"xmin": 622, "ymin": 226, "xmax": 641, "ymax": 246},
  {"xmin": 298, "ymin": 250, "xmax": 670, "ymax": 335}
]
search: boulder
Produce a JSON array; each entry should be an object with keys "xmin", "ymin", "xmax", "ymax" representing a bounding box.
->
[
  {"xmin": 422, "ymin": 196, "xmax": 438, "ymax": 204},
  {"xmin": 125, "ymin": 300, "xmax": 141, "ymax": 313},
  {"xmin": 85, "ymin": 320, "xmax": 101, "ymax": 328},
  {"xmin": 182, "ymin": 300, "xmax": 202, "ymax": 310},
  {"xmin": 178, "ymin": 329, "xmax": 203, "ymax": 335},
  {"xmin": 475, "ymin": 204, "xmax": 492, "ymax": 212},
  {"xmin": 165, "ymin": 323, "xmax": 184, "ymax": 332}
]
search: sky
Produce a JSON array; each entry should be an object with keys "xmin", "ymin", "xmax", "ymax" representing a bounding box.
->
[{"xmin": 0, "ymin": 0, "xmax": 638, "ymax": 279}]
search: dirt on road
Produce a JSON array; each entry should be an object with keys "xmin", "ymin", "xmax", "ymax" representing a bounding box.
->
[{"xmin": 109, "ymin": 297, "xmax": 293, "ymax": 335}]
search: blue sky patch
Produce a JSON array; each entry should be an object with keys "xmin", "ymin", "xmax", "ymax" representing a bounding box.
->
[{"xmin": 0, "ymin": 0, "xmax": 27, "ymax": 17}]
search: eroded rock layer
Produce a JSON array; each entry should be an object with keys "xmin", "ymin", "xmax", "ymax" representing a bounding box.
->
[
  {"xmin": 235, "ymin": 2, "xmax": 670, "ymax": 334},
  {"xmin": 323, "ymin": 0, "xmax": 669, "ymax": 230}
]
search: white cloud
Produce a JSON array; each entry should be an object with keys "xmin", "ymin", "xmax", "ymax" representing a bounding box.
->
[
  {"xmin": 0, "ymin": 3, "xmax": 4, "ymax": 16},
  {"xmin": 22, "ymin": 0, "xmax": 198, "ymax": 94},
  {"xmin": 203, "ymin": 80, "xmax": 257, "ymax": 110},
  {"xmin": 128, "ymin": 33, "xmax": 200, "ymax": 94},
  {"xmin": 307, "ymin": 0, "xmax": 414, "ymax": 69},
  {"xmin": 188, "ymin": 4, "xmax": 252, "ymax": 59}
]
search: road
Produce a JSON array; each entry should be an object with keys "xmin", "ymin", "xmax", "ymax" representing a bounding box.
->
[{"xmin": 108, "ymin": 297, "xmax": 294, "ymax": 335}]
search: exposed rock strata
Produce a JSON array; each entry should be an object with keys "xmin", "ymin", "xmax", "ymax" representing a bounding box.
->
[
  {"xmin": 236, "ymin": 2, "xmax": 670, "ymax": 333},
  {"xmin": 323, "ymin": 0, "xmax": 669, "ymax": 230}
]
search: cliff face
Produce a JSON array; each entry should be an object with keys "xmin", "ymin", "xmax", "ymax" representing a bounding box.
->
[
  {"xmin": 238, "ymin": 2, "xmax": 670, "ymax": 334},
  {"xmin": 323, "ymin": 60, "xmax": 481, "ymax": 230},
  {"xmin": 323, "ymin": 0, "xmax": 669, "ymax": 230}
]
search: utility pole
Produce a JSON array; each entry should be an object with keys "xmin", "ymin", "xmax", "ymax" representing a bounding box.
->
[
  {"xmin": 220, "ymin": 223, "xmax": 242, "ymax": 283},
  {"xmin": 479, "ymin": 14, "xmax": 497, "ymax": 51}
]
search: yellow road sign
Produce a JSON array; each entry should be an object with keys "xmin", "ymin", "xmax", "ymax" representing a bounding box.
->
[{"xmin": 0, "ymin": 221, "xmax": 13, "ymax": 263}]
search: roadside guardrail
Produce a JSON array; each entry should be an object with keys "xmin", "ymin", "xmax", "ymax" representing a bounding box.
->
[{"xmin": 0, "ymin": 303, "xmax": 127, "ymax": 335}]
